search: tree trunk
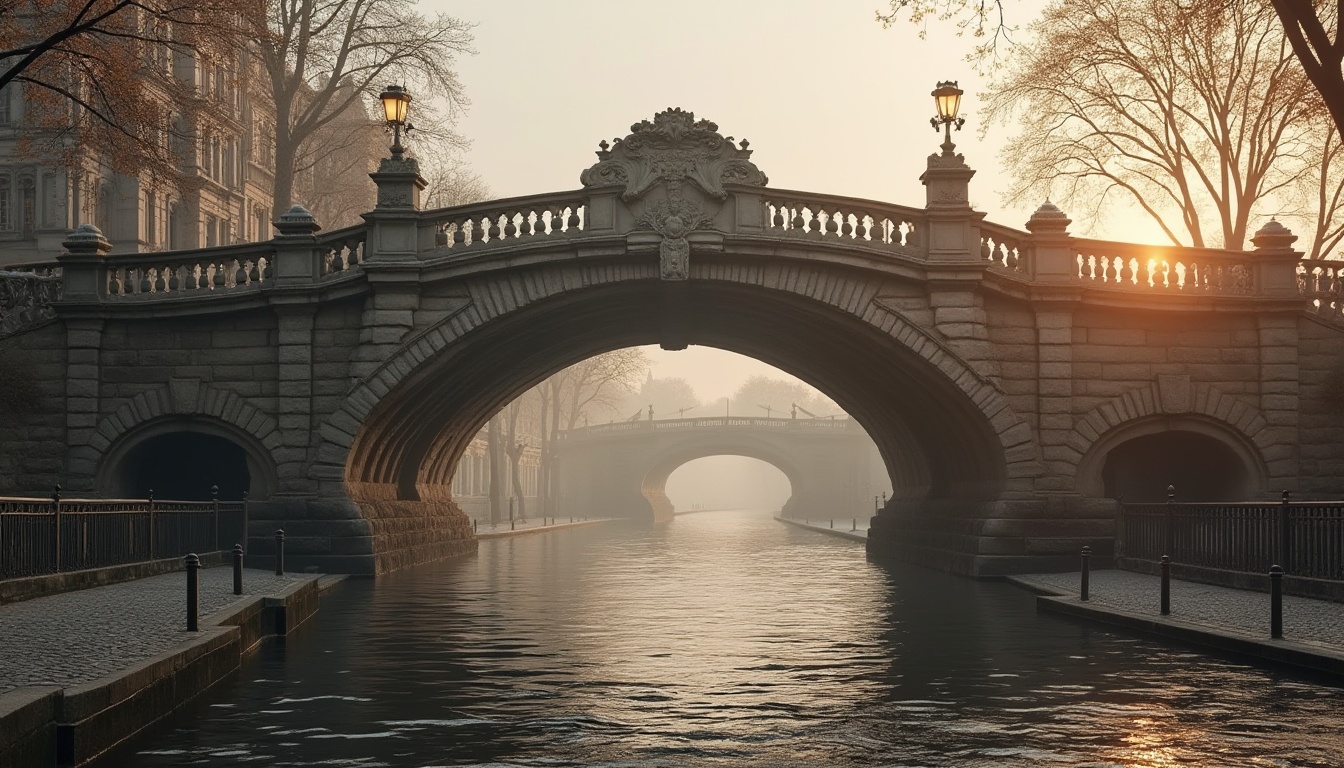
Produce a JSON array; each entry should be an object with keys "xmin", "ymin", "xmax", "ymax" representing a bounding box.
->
[
  {"xmin": 546, "ymin": 380, "xmax": 563, "ymax": 517},
  {"xmin": 506, "ymin": 403, "xmax": 525, "ymax": 520},
  {"xmin": 487, "ymin": 414, "xmax": 504, "ymax": 524},
  {"xmin": 271, "ymin": 130, "xmax": 299, "ymax": 222}
]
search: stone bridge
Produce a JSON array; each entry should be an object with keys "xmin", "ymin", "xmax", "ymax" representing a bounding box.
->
[
  {"xmin": 2, "ymin": 107, "xmax": 1343, "ymax": 576},
  {"xmin": 555, "ymin": 416, "xmax": 877, "ymax": 523}
]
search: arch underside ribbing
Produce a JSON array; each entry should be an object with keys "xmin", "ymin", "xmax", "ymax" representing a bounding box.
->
[{"xmin": 340, "ymin": 263, "xmax": 1021, "ymax": 509}]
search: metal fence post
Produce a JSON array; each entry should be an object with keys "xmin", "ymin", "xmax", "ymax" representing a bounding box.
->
[
  {"xmin": 1160, "ymin": 555, "xmax": 1171, "ymax": 615},
  {"xmin": 1279, "ymin": 489, "xmax": 1291, "ymax": 573},
  {"xmin": 1269, "ymin": 564, "xmax": 1284, "ymax": 638},
  {"xmin": 1080, "ymin": 546, "xmax": 1091, "ymax": 601},
  {"xmin": 185, "ymin": 553, "xmax": 200, "ymax": 631},
  {"xmin": 274, "ymin": 529, "xmax": 285, "ymax": 576},
  {"xmin": 233, "ymin": 544, "xmax": 244, "ymax": 595},
  {"xmin": 148, "ymin": 489, "xmax": 156, "ymax": 560},
  {"xmin": 241, "ymin": 491, "xmax": 250, "ymax": 556},
  {"xmin": 211, "ymin": 485, "xmax": 220, "ymax": 552},
  {"xmin": 51, "ymin": 484, "xmax": 61, "ymax": 573},
  {"xmin": 1165, "ymin": 484, "xmax": 1175, "ymax": 560}
]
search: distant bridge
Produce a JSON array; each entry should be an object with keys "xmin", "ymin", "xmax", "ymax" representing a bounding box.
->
[{"xmin": 556, "ymin": 416, "xmax": 876, "ymax": 523}]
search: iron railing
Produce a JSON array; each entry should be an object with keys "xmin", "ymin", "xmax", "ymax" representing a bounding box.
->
[
  {"xmin": 1119, "ymin": 496, "xmax": 1344, "ymax": 581},
  {"xmin": 0, "ymin": 491, "xmax": 248, "ymax": 579}
]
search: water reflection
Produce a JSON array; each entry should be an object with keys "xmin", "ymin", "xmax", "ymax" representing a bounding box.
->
[{"xmin": 104, "ymin": 509, "xmax": 1344, "ymax": 767}]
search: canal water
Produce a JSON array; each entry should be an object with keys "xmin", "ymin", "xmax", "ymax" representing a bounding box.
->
[{"xmin": 105, "ymin": 509, "xmax": 1344, "ymax": 767}]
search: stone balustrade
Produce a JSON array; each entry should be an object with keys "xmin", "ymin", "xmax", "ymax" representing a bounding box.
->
[
  {"xmin": 318, "ymin": 225, "xmax": 367, "ymax": 279},
  {"xmin": 26, "ymin": 184, "xmax": 1329, "ymax": 315},
  {"xmin": 0, "ymin": 264, "xmax": 62, "ymax": 337},
  {"xmin": 103, "ymin": 242, "xmax": 275, "ymax": 299},
  {"xmin": 980, "ymin": 222, "xmax": 1028, "ymax": 274},
  {"xmin": 1074, "ymin": 238, "xmax": 1256, "ymax": 294},
  {"xmin": 559, "ymin": 416, "xmax": 856, "ymax": 440},
  {"xmin": 761, "ymin": 191, "xmax": 922, "ymax": 251},
  {"xmin": 420, "ymin": 192, "xmax": 588, "ymax": 251},
  {"xmin": 1299, "ymin": 259, "xmax": 1344, "ymax": 322}
]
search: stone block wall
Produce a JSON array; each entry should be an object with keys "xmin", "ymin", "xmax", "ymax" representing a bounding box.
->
[{"xmin": 0, "ymin": 322, "xmax": 68, "ymax": 496}]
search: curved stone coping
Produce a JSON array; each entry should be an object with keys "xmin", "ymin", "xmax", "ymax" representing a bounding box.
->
[
  {"xmin": 475, "ymin": 518, "xmax": 614, "ymax": 540},
  {"xmin": 774, "ymin": 516, "xmax": 868, "ymax": 542},
  {"xmin": 1008, "ymin": 572, "xmax": 1344, "ymax": 680}
]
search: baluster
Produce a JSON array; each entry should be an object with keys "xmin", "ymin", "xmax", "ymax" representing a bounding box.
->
[
  {"xmin": 210, "ymin": 263, "xmax": 224, "ymax": 290},
  {"xmin": 1006, "ymin": 243, "xmax": 1020, "ymax": 271},
  {"xmin": 981, "ymin": 238, "xmax": 992, "ymax": 261},
  {"xmin": 1103, "ymin": 255, "xmax": 1117, "ymax": 283},
  {"xmin": 790, "ymin": 205, "xmax": 804, "ymax": 232},
  {"xmin": 823, "ymin": 209, "xmax": 837, "ymax": 236},
  {"xmin": 868, "ymin": 216, "xmax": 884, "ymax": 244},
  {"xmin": 841, "ymin": 213, "xmax": 854, "ymax": 238},
  {"xmin": 568, "ymin": 205, "xmax": 581, "ymax": 230},
  {"xmin": 488, "ymin": 214, "xmax": 502, "ymax": 241},
  {"xmin": 521, "ymin": 211, "xmax": 536, "ymax": 237},
  {"xmin": 232, "ymin": 260, "xmax": 245, "ymax": 288},
  {"xmin": 771, "ymin": 203, "xmax": 785, "ymax": 229},
  {"xmin": 1075, "ymin": 253, "xmax": 1085, "ymax": 279},
  {"xmin": 452, "ymin": 220, "xmax": 466, "ymax": 246},
  {"xmin": 1120, "ymin": 257, "xmax": 1135, "ymax": 285},
  {"xmin": 504, "ymin": 212, "xmax": 518, "ymax": 239}
]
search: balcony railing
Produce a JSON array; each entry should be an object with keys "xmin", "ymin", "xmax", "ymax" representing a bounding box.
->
[
  {"xmin": 0, "ymin": 264, "xmax": 62, "ymax": 337},
  {"xmin": 0, "ymin": 493, "xmax": 248, "ymax": 579}
]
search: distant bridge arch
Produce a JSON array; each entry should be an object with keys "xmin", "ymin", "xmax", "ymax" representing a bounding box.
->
[{"xmin": 555, "ymin": 416, "xmax": 876, "ymax": 523}]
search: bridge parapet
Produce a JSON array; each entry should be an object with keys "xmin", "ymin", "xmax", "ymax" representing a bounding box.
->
[
  {"xmin": 559, "ymin": 416, "xmax": 857, "ymax": 441},
  {"xmin": 0, "ymin": 264, "xmax": 61, "ymax": 338},
  {"xmin": 418, "ymin": 190, "xmax": 589, "ymax": 252},
  {"xmin": 759, "ymin": 190, "xmax": 925, "ymax": 253}
]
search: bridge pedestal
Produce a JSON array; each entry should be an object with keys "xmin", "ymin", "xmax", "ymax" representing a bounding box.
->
[
  {"xmin": 866, "ymin": 495, "xmax": 1119, "ymax": 576},
  {"xmin": 244, "ymin": 494, "xmax": 477, "ymax": 575}
]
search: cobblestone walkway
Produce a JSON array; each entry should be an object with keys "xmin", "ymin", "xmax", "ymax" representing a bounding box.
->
[
  {"xmin": 0, "ymin": 568, "xmax": 304, "ymax": 694},
  {"xmin": 1015, "ymin": 569, "xmax": 1344, "ymax": 649}
]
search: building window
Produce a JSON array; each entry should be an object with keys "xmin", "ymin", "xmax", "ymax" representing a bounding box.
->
[
  {"xmin": 0, "ymin": 85, "xmax": 11, "ymax": 125},
  {"xmin": 145, "ymin": 191, "xmax": 156, "ymax": 244},
  {"xmin": 22, "ymin": 177, "xmax": 37, "ymax": 237},
  {"xmin": 0, "ymin": 176, "xmax": 11, "ymax": 231},
  {"xmin": 205, "ymin": 214, "xmax": 218, "ymax": 247}
]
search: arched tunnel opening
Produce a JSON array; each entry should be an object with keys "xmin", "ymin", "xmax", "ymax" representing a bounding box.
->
[
  {"xmin": 115, "ymin": 432, "xmax": 252, "ymax": 501},
  {"xmin": 1101, "ymin": 429, "xmax": 1251, "ymax": 503}
]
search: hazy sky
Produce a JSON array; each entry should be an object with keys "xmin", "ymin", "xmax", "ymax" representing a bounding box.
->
[{"xmin": 423, "ymin": 0, "xmax": 1097, "ymax": 402}]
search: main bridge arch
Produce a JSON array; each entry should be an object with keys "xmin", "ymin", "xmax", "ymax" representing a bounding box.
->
[
  {"xmin": 556, "ymin": 416, "xmax": 875, "ymax": 524},
  {"xmin": 329, "ymin": 271, "xmax": 1035, "ymax": 527}
]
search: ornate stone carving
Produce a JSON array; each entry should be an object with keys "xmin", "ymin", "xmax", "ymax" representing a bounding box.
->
[
  {"xmin": 580, "ymin": 108, "xmax": 768, "ymax": 200},
  {"xmin": 582, "ymin": 109, "xmax": 767, "ymax": 279}
]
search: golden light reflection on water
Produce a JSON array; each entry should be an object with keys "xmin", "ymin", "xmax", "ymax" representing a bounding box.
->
[{"xmin": 1107, "ymin": 715, "xmax": 1198, "ymax": 768}]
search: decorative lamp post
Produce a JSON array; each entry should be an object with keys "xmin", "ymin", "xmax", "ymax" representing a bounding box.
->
[
  {"xmin": 379, "ymin": 84, "xmax": 413, "ymax": 158},
  {"xmin": 929, "ymin": 80, "xmax": 966, "ymax": 155}
]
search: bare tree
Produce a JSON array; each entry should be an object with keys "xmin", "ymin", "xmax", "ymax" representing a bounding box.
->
[
  {"xmin": 985, "ymin": 0, "xmax": 1342, "ymax": 254},
  {"xmin": 880, "ymin": 1, "xmax": 1344, "ymax": 141},
  {"xmin": 730, "ymin": 375, "xmax": 841, "ymax": 419},
  {"xmin": 0, "ymin": 1, "xmax": 259, "ymax": 177},
  {"xmin": 255, "ymin": 0, "xmax": 474, "ymax": 219}
]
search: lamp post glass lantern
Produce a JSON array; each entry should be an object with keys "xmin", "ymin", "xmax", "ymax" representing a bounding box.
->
[
  {"xmin": 930, "ymin": 80, "xmax": 966, "ymax": 154},
  {"xmin": 379, "ymin": 84, "xmax": 413, "ymax": 157}
]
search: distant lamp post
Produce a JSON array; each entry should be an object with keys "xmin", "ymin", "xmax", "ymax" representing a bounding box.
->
[
  {"xmin": 379, "ymin": 84, "xmax": 413, "ymax": 158},
  {"xmin": 929, "ymin": 80, "xmax": 966, "ymax": 155}
]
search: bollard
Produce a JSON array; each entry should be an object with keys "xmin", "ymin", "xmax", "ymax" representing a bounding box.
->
[
  {"xmin": 1270, "ymin": 565, "xmax": 1284, "ymax": 639},
  {"xmin": 185, "ymin": 553, "xmax": 200, "ymax": 631},
  {"xmin": 232, "ymin": 544, "xmax": 244, "ymax": 595},
  {"xmin": 852, "ymin": 518, "xmax": 857, "ymax": 532},
  {"xmin": 829, "ymin": 519, "xmax": 834, "ymax": 529},
  {"xmin": 1160, "ymin": 555, "xmax": 1171, "ymax": 615},
  {"xmin": 1080, "ymin": 546, "xmax": 1091, "ymax": 601},
  {"xmin": 274, "ymin": 529, "xmax": 285, "ymax": 576}
]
